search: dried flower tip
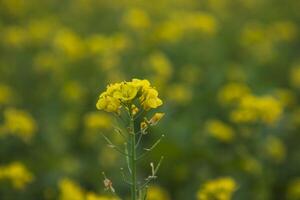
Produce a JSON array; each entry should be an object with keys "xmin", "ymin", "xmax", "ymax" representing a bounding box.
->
[
  {"xmin": 150, "ymin": 162, "xmax": 155, "ymax": 176},
  {"xmin": 102, "ymin": 172, "xmax": 115, "ymax": 193},
  {"xmin": 149, "ymin": 113, "xmax": 165, "ymax": 126}
]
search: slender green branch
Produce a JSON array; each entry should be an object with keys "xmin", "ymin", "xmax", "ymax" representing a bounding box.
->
[
  {"xmin": 124, "ymin": 142, "xmax": 132, "ymax": 174},
  {"xmin": 113, "ymin": 127, "xmax": 127, "ymax": 140},
  {"xmin": 101, "ymin": 134, "xmax": 131, "ymax": 157},
  {"xmin": 137, "ymin": 134, "xmax": 165, "ymax": 160},
  {"xmin": 140, "ymin": 156, "xmax": 164, "ymax": 190},
  {"xmin": 135, "ymin": 131, "xmax": 144, "ymax": 149}
]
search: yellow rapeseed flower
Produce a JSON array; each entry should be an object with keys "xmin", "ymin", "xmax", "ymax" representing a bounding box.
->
[
  {"xmin": 58, "ymin": 178, "xmax": 85, "ymax": 200},
  {"xmin": 218, "ymin": 82, "xmax": 251, "ymax": 105},
  {"xmin": 0, "ymin": 84, "xmax": 15, "ymax": 105},
  {"xmin": 0, "ymin": 108, "xmax": 37, "ymax": 142},
  {"xmin": 0, "ymin": 162, "xmax": 33, "ymax": 189},
  {"xmin": 84, "ymin": 112, "xmax": 112, "ymax": 130},
  {"xmin": 230, "ymin": 94, "xmax": 283, "ymax": 125},
  {"xmin": 290, "ymin": 64, "xmax": 300, "ymax": 88},
  {"xmin": 265, "ymin": 136, "xmax": 286, "ymax": 163},
  {"xmin": 197, "ymin": 177, "xmax": 237, "ymax": 200},
  {"xmin": 86, "ymin": 192, "xmax": 119, "ymax": 200},
  {"xmin": 287, "ymin": 178, "xmax": 300, "ymax": 200},
  {"xmin": 123, "ymin": 8, "xmax": 151, "ymax": 30},
  {"xmin": 205, "ymin": 120, "xmax": 235, "ymax": 142},
  {"xmin": 147, "ymin": 185, "xmax": 170, "ymax": 200},
  {"xmin": 96, "ymin": 79, "xmax": 163, "ymax": 113}
]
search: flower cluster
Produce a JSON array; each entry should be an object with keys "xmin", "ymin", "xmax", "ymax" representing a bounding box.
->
[
  {"xmin": 0, "ymin": 108, "xmax": 37, "ymax": 142},
  {"xmin": 96, "ymin": 79, "xmax": 163, "ymax": 113},
  {"xmin": 205, "ymin": 119, "xmax": 235, "ymax": 142},
  {"xmin": 58, "ymin": 178, "xmax": 118, "ymax": 200},
  {"xmin": 230, "ymin": 94, "xmax": 283, "ymax": 125},
  {"xmin": 287, "ymin": 178, "xmax": 300, "ymax": 200},
  {"xmin": 0, "ymin": 162, "xmax": 33, "ymax": 189},
  {"xmin": 197, "ymin": 177, "xmax": 237, "ymax": 200}
]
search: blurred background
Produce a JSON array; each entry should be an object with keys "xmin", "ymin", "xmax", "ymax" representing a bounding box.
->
[{"xmin": 0, "ymin": 0, "xmax": 300, "ymax": 199}]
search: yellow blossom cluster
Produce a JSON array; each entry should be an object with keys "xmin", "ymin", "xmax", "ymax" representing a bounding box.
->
[
  {"xmin": 197, "ymin": 177, "xmax": 237, "ymax": 200},
  {"xmin": 264, "ymin": 136, "xmax": 286, "ymax": 163},
  {"xmin": 0, "ymin": 162, "xmax": 33, "ymax": 189},
  {"xmin": 123, "ymin": 8, "xmax": 151, "ymax": 30},
  {"xmin": 147, "ymin": 185, "xmax": 170, "ymax": 200},
  {"xmin": 96, "ymin": 79, "xmax": 163, "ymax": 113},
  {"xmin": 240, "ymin": 21, "xmax": 297, "ymax": 62},
  {"xmin": 290, "ymin": 64, "xmax": 300, "ymax": 89},
  {"xmin": 167, "ymin": 84, "xmax": 193, "ymax": 105},
  {"xmin": 155, "ymin": 11, "xmax": 217, "ymax": 43},
  {"xmin": 218, "ymin": 83, "xmax": 251, "ymax": 105},
  {"xmin": 287, "ymin": 178, "xmax": 300, "ymax": 200},
  {"xmin": 230, "ymin": 94, "xmax": 283, "ymax": 125},
  {"xmin": 58, "ymin": 178, "xmax": 118, "ymax": 200},
  {"xmin": 0, "ymin": 84, "xmax": 15, "ymax": 105},
  {"xmin": 205, "ymin": 120, "xmax": 235, "ymax": 142},
  {"xmin": 240, "ymin": 156, "xmax": 262, "ymax": 175},
  {"xmin": 0, "ymin": 108, "xmax": 37, "ymax": 142},
  {"xmin": 84, "ymin": 112, "xmax": 112, "ymax": 131}
]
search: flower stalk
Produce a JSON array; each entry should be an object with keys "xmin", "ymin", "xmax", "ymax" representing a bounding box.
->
[{"xmin": 96, "ymin": 79, "xmax": 165, "ymax": 200}]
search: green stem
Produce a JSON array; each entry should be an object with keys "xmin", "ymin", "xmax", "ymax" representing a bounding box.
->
[{"xmin": 130, "ymin": 116, "xmax": 137, "ymax": 200}]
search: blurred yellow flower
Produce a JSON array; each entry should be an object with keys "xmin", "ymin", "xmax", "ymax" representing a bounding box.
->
[
  {"xmin": 86, "ymin": 34, "xmax": 130, "ymax": 56},
  {"xmin": 2, "ymin": 26, "xmax": 27, "ymax": 48},
  {"xmin": 274, "ymin": 89, "xmax": 296, "ymax": 107},
  {"xmin": 0, "ymin": 162, "xmax": 33, "ymax": 189},
  {"xmin": 265, "ymin": 136, "xmax": 286, "ymax": 163},
  {"xmin": 148, "ymin": 52, "xmax": 173, "ymax": 81},
  {"xmin": 98, "ymin": 148, "xmax": 119, "ymax": 168},
  {"xmin": 230, "ymin": 95, "xmax": 283, "ymax": 125},
  {"xmin": 62, "ymin": 81, "xmax": 86, "ymax": 103},
  {"xmin": 205, "ymin": 120, "xmax": 235, "ymax": 142},
  {"xmin": 269, "ymin": 21, "xmax": 297, "ymax": 42},
  {"xmin": 84, "ymin": 112, "xmax": 112, "ymax": 130},
  {"xmin": 155, "ymin": 20, "xmax": 183, "ymax": 43},
  {"xmin": 0, "ymin": 108, "xmax": 37, "ymax": 142},
  {"xmin": 184, "ymin": 12, "xmax": 217, "ymax": 35},
  {"xmin": 0, "ymin": 0, "xmax": 27, "ymax": 17},
  {"xmin": 58, "ymin": 178, "xmax": 85, "ymax": 200},
  {"xmin": 147, "ymin": 185, "xmax": 170, "ymax": 200},
  {"xmin": 291, "ymin": 107, "xmax": 300, "ymax": 126},
  {"xmin": 154, "ymin": 11, "xmax": 217, "ymax": 43},
  {"xmin": 218, "ymin": 82, "xmax": 251, "ymax": 105},
  {"xmin": 167, "ymin": 84, "xmax": 192, "ymax": 105},
  {"xmin": 240, "ymin": 23, "xmax": 274, "ymax": 62},
  {"xmin": 86, "ymin": 192, "xmax": 118, "ymax": 200},
  {"xmin": 34, "ymin": 52, "xmax": 62, "ymax": 74},
  {"xmin": 290, "ymin": 64, "xmax": 300, "ymax": 88},
  {"xmin": 287, "ymin": 178, "xmax": 300, "ymax": 200},
  {"xmin": 27, "ymin": 19, "xmax": 56, "ymax": 44},
  {"xmin": 58, "ymin": 178, "xmax": 118, "ymax": 200},
  {"xmin": 197, "ymin": 177, "xmax": 237, "ymax": 200},
  {"xmin": 123, "ymin": 8, "xmax": 151, "ymax": 30},
  {"xmin": 240, "ymin": 156, "xmax": 262, "ymax": 175},
  {"xmin": 53, "ymin": 30, "xmax": 85, "ymax": 60},
  {"xmin": 0, "ymin": 84, "xmax": 15, "ymax": 105}
]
